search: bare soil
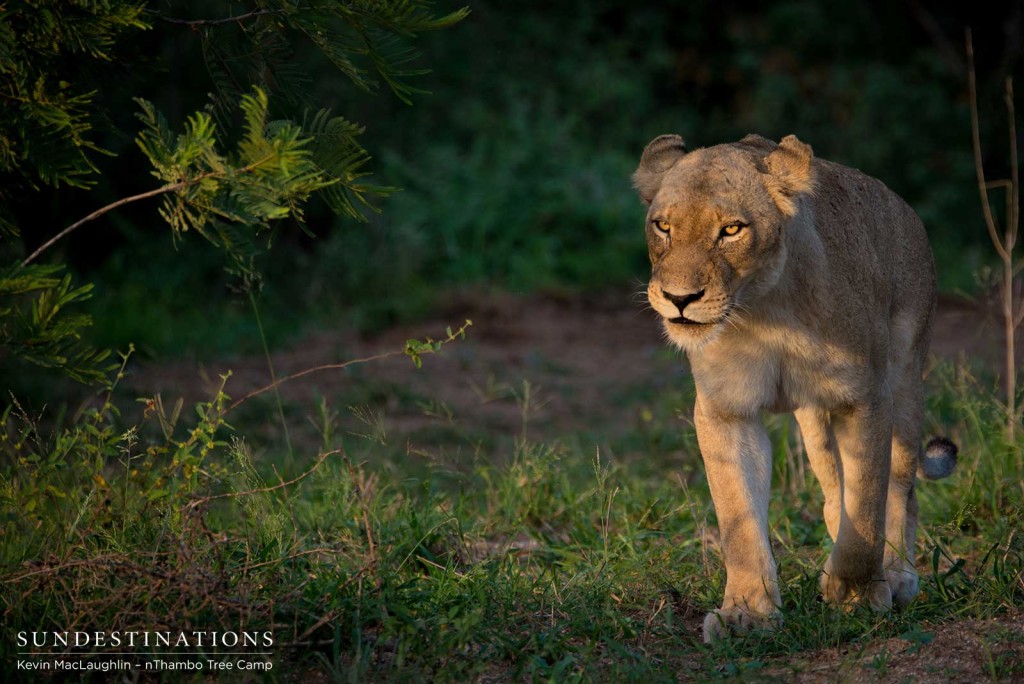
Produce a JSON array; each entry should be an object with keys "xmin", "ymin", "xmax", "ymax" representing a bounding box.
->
[
  {"xmin": 128, "ymin": 289, "xmax": 1022, "ymax": 681},
  {"xmin": 767, "ymin": 610, "xmax": 1024, "ymax": 682},
  {"xmin": 129, "ymin": 290, "xmax": 1015, "ymax": 446}
]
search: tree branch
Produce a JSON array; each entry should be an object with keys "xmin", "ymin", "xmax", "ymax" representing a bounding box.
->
[
  {"xmin": 20, "ymin": 182, "xmax": 186, "ymax": 268},
  {"xmin": 21, "ymin": 154, "xmax": 275, "ymax": 269},
  {"xmin": 967, "ymin": 29, "xmax": 1012, "ymax": 263}
]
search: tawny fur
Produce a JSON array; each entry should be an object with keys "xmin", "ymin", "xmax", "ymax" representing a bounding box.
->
[{"xmin": 633, "ymin": 134, "xmax": 957, "ymax": 643}]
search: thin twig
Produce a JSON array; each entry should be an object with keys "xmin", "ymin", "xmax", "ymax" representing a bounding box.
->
[
  {"xmin": 968, "ymin": 30, "xmax": 1022, "ymax": 438},
  {"xmin": 293, "ymin": 567, "xmax": 368, "ymax": 642},
  {"xmin": 1005, "ymin": 76, "xmax": 1020, "ymax": 433},
  {"xmin": 907, "ymin": 0, "xmax": 966, "ymax": 76},
  {"xmin": 7, "ymin": 553, "xmax": 162, "ymax": 583},
  {"xmin": 229, "ymin": 351, "xmax": 407, "ymax": 411},
  {"xmin": 249, "ymin": 289, "xmax": 293, "ymax": 456},
  {"xmin": 1006, "ymin": 77, "xmax": 1019, "ymax": 252},
  {"xmin": 245, "ymin": 547, "xmax": 341, "ymax": 571},
  {"xmin": 228, "ymin": 320, "xmax": 472, "ymax": 411},
  {"xmin": 150, "ymin": 8, "xmax": 281, "ymax": 27},
  {"xmin": 185, "ymin": 447, "xmax": 341, "ymax": 510},
  {"xmin": 21, "ymin": 154, "xmax": 275, "ymax": 269},
  {"xmin": 967, "ymin": 29, "xmax": 1012, "ymax": 263},
  {"xmin": 20, "ymin": 183, "xmax": 185, "ymax": 268}
]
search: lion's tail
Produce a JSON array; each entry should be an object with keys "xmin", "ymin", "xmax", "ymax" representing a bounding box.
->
[{"xmin": 918, "ymin": 437, "xmax": 959, "ymax": 480}]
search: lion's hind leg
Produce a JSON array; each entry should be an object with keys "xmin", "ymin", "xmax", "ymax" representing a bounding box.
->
[
  {"xmin": 885, "ymin": 431, "xmax": 921, "ymax": 607},
  {"xmin": 819, "ymin": 398, "xmax": 893, "ymax": 612},
  {"xmin": 885, "ymin": 372, "xmax": 927, "ymax": 607}
]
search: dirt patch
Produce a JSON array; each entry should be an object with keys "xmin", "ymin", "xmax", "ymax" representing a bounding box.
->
[
  {"xmin": 127, "ymin": 290, "xmax": 683, "ymax": 447},
  {"xmin": 128, "ymin": 289, "xmax": 1016, "ymax": 447},
  {"xmin": 764, "ymin": 610, "xmax": 1024, "ymax": 682}
]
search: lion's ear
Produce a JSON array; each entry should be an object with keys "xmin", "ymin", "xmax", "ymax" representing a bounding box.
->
[
  {"xmin": 633, "ymin": 134, "xmax": 687, "ymax": 204},
  {"xmin": 764, "ymin": 134, "xmax": 816, "ymax": 216}
]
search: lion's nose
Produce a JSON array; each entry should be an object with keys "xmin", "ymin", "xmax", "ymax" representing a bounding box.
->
[{"xmin": 662, "ymin": 289, "xmax": 705, "ymax": 316}]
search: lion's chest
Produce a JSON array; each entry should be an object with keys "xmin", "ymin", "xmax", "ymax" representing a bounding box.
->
[{"xmin": 689, "ymin": 321, "xmax": 867, "ymax": 415}]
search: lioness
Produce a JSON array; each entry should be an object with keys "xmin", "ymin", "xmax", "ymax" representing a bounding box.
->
[{"xmin": 634, "ymin": 134, "xmax": 958, "ymax": 642}]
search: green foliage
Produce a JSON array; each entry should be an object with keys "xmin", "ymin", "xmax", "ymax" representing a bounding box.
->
[
  {"xmin": 0, "ymin": 0, "xmax": 468, "ymax": 382},
  {"xmin": 404, "ymin": 319, "xmax": 471, "ymax": 368},
  {"xmin": 301, "ymin": 108, "xmax": 386, "ymax": 221},
  {"xmin": 174, "ymin": 0, "xmax": 470, "ymax": 112},
  {"xmin": 134, "ymin": 88, "xmax": 340, "ymax": 268},
  {"xmin": 0, "ymin": 263, "xmax": 110, "ymax": 383},
  {"xmin": 0, "ymin": 0, "xmax": 148, "ymax": 216}
]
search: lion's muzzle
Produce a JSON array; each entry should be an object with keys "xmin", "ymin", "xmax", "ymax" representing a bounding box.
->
[{"xmin": 662, "ymin": 288, "xmax": 707, "ymax": 325}]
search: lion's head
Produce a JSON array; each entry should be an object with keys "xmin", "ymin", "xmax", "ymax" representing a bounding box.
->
[{"xmin": 633, "ymin": 134, "xmax": 817, "ymax": 350}]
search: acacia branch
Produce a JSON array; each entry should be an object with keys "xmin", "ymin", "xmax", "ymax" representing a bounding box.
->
[
  {"xmin": 21, "ymin": 155, "xmax": 275, "ymax": 269},
  {"xmin": 20, "ymin": 182, "xmax": 185, "ymax": 268}
]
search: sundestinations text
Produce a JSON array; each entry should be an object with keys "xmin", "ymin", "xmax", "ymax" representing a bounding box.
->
[{"xmin": 18, "ymin": 631, "xmax": 273, "ymax": 649}]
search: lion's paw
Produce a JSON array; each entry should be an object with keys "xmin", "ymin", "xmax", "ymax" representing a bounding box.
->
[
  {"xmin": 702, "ymin": 607, "xmax": 781, "ymax": 643},
  {"xmin": 884, "ymin": 562, "xmax": 920, "ymax": 608},
  {"xmin": 820, "ymin": 569, "xmax": 892, "ymax": 612}
]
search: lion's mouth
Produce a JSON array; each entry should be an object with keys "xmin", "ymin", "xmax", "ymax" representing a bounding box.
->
[{"xmin": 668, "ymin": 315, "xmax": 710, "ymax": 326}]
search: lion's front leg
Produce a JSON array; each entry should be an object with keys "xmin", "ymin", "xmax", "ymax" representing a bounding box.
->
[
  {"xmin": 822, "ymin": 397, "xmax": 893, "ymax": 612},
  {"xmin": 694, "ymin": 394, "xmax": 780, "ymax": 643}
]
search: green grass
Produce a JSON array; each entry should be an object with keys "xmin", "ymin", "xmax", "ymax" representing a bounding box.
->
[{"xmin": 1, "ymin": 346, "xmax": 1022, "ymax": 681}]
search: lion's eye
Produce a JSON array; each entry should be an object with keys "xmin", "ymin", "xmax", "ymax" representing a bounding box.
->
[
  {"xmin": 651, "ymin": 219, "xmax": 671, "ymax": 236},
  {"xmin": 720, "ymin": 223, "xmax": 745, "ymax": 238}
]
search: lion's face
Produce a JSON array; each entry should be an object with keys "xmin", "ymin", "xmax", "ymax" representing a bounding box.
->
[{"xmin": 633, "ymin": 135, "xmax": 816, "ymax": 351}]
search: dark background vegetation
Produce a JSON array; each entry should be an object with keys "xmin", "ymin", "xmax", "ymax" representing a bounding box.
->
[{"xmin": 12, "ymin": 0, "xmax": 1023, "ymax": 364}]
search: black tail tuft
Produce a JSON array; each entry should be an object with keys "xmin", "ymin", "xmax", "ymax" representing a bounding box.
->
[{"xmin": 919, "ymin": 437, "xmax": 958, "ymax": 480}]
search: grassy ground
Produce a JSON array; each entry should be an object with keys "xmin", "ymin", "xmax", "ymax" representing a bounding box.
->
[{"xmin": 2, "ymin": 303, "xmax": 1023, "ymax": 681}]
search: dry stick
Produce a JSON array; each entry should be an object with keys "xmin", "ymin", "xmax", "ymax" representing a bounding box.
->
[
  {"xmin": 9, "ymin": 553, "xmax": 151, "ymax": 583},
  {"xmin": 1009, "ymin": 78, "xmax": 1020, "ymax": 248},
  {"xmin": 228, "ymin": 320, "xmax": 472, "ymax": 412},
  {"xmin": 1007, "ymin": 76, "xmax": 1021, "ymax": 434},
  {"xmin": 245, "ymin": 547, "xmax": 340, "ymax": 572},
  {"xmin": 967, "ymin": 30, "xmax": 1011, "ymax": 263},
  {"xmin": 967, "ymin": 29, "xmax": 1019, "ymax": 439},
  {"xmin": 185, "ymin": 447, "xmax": 342, "ymax": 510},
  {"xmin": 292, "ymin": 568, "xmax": 369, "ymax": 642},
  {"xmin": 229, "ymin": 351, "xmax": 406, "ymax": 412}
]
